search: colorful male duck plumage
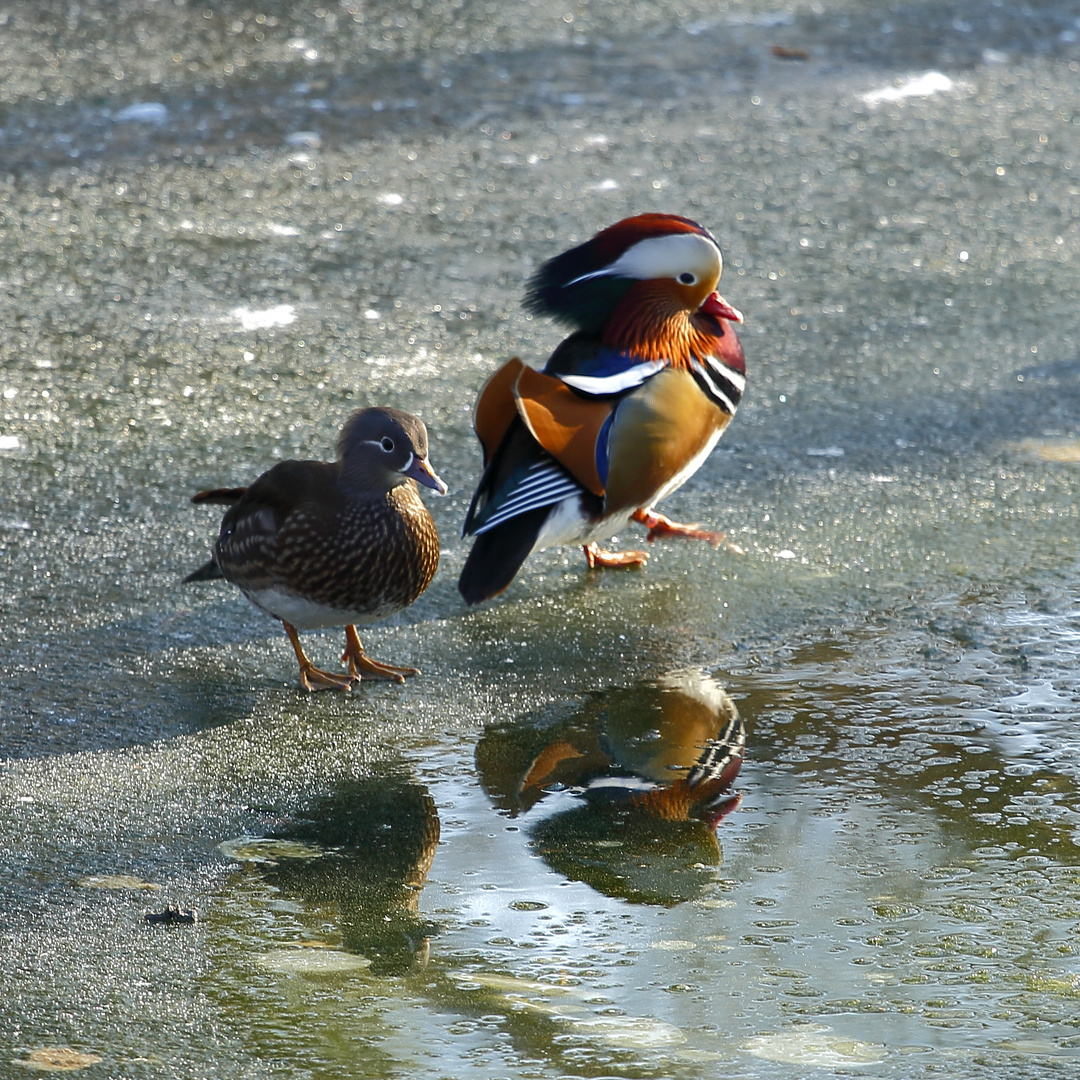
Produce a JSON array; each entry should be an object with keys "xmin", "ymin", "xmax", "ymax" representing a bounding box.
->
[
  {"xmin": 459, "ymin": 213, "xmax": 745, "ymax": 605},
  {"xmin": 185, "ymin": 407, "xmax": 446, "ymax": 691},
  {"xmin": 477, "ymin": 669, "xmax": 746, "ymax": 829}
]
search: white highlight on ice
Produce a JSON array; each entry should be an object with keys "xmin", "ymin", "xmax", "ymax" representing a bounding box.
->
[
  {"xmin": 231, "ymin": 304, "xmax": 296, "ymax": 330},
  {"xmin": 115, "ymin": 102, "xmax": 168, "ymax": 123},
  {"xmin": 861, "ymin": 71, "xmax": 953, "ymax": 105}
]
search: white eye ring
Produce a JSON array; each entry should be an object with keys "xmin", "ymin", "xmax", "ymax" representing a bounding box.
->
[
  {"xmin": 678, "ymin": 271, "xmax": 697, "ymax": 285},
  {"xmin": 380, "ymin": 437, "xmax": 395, "ymax": 452}
]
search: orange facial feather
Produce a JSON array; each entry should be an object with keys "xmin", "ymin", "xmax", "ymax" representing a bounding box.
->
[{"xmin": 602, "ymin": 280, "xmax": 728, "ymax": 366}]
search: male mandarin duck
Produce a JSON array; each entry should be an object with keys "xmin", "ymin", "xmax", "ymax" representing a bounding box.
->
[
  {"xmin": 458, "ymin": 212, "xmax": 745, "ymax": 605},
  {"xmin": 477, "ymin": 669, "xmax": 745, "ymax": 828},
  {"xmin": 475, "ymin": 670, "xmax": 745, "ymax": 903},
  {"xmin": 184, "ymin": 407, "xmax": 446, "ymax": 692}
]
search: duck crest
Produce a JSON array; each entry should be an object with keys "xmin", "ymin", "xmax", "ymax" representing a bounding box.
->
[
  {"xmin": 525, "ymin": 213, "xmax": 720, "ymax": 332},
  {"xmin": 572, "ymin": 212, "xmax": 717, "ymax": 268}
]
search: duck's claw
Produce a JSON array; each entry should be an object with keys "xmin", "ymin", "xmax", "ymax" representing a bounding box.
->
[
  {"xmin": 299, "ymin": 664, "xmax": 357, "ymax": 693},
  {"xmin": 632, "ymin": 508, "xmax": 726, "ymax": 547},
  {"xmin": 281, "ymin": 620, "xmax": 356, "ymax": 691}
]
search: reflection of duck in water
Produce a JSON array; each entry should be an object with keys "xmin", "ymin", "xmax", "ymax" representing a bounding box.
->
[
  {"xmin": 221, "ymin": 774, "xmax": 440, "ymax": 975},
  {"xmin": 477, "ymin": 670, "xmax": 745, "ymax": 906}
]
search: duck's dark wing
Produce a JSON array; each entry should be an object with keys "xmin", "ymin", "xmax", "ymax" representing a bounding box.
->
[
  {"xmin": 184, "ymin": 462, "xmax": 339, "ymax": 588},
  {"xmin": 459, "ymin": 417, "xmax": 579, "ymax": 606},
  {"xmin": 213, "ymin": 461, "xmax": 339, "ymax": 586}
]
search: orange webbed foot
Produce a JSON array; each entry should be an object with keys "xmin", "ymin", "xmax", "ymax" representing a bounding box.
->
[
  {"xmin": 583, "ymin": 542, "xmax": 649, "ymax": 570},
  {"xmin": 298, "ymin": 663, "xmax": 357, "ymax": 693},
  {"xmin": 342, "ymin": 625, "xmax": 419, "ymax": 684},
  {"xmin": 282, "ymin": 620, "xmax": 356, "ymax": 692}
]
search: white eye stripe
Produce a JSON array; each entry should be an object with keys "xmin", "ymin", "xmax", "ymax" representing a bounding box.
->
[
  {"xmin": 566, "ymin": 232, "xmax": 722, "ymax": 287},
  {"xmin": 564, "ymin": 267, "xmax": 616, "ymax": 287},
  {"xmin": 365, "ymin": 438, "xmax": 400, "ymax": 453}
]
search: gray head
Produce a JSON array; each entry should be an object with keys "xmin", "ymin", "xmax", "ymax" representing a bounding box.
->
[{"xmin": 338, "ymin": 407, "xmax": 448, "ymax": 496}]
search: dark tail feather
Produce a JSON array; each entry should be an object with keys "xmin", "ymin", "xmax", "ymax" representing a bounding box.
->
[
  {"xmin": 191, "ymin": 486, "xmax": 247, "ymax": 506},
  {"xmin": 458, "ymin": 508, "xmax": 548, "ymax": 606},
  {"xmin": 183, "ymin": 559, "xmax": 225, "ymax": 583},
  {"xmin": 185, "ymin": 488, "xmax": 239, "ymax": 583}
]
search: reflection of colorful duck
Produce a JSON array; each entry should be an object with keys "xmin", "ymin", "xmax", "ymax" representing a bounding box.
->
[
  {"xmin": 476, "ymin": 670, "xmax": 745, "ymax": 905},
  {"xmin": 220, "ymin": 775, "xmax": 441, "ymax": 975}
]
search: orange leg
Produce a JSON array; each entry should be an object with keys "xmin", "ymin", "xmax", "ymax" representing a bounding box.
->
[
  {"xmin": 342, "ymin": 624, "xmax": 419, "ymax": 684},
  {"xmin": 631, "ymin": 508, "xmax": 731, "ymax": 548},
  {"xmin": 583, "ymin": 541, "xmax": 649, "ymax": 569},
  {"xmin": 282, "ymin": 620, "xmax": 355, "ymax": 692}
]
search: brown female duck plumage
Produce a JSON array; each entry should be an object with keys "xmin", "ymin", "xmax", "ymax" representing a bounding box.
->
[{"xmin": 185, "ymin": 407, "xmax": 446, "ymax": 691}]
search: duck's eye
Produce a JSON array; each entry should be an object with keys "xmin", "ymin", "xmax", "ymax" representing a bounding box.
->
[
  {"xmin": 678, "ymin": 272, "xmax": 697, "ymax": 285},
  {"xmin": 380, "ymin": 437, "xmax": 395, "ymax": 452}
]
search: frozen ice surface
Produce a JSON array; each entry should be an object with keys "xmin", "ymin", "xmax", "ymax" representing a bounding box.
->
[{"xmin": 2, "ymin": 1, "xmax": 1080, "ymax": 1078}]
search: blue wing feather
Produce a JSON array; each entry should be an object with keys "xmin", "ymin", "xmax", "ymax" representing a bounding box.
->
[{"xmin": 595, "ymin": 411, "xmax": 614, "ymax": 488}]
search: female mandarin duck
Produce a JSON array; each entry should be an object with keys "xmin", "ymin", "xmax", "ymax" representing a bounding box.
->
[
  {"xmin": 458, "ymin": 213, "xmax": 745, "ymax": 605},
  {"xmin": 185, "ymin": 407, "xmax": 447, "ymax": 691}
]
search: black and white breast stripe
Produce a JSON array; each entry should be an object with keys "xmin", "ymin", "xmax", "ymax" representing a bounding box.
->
[
  {"xmin": 685, "ymin": 709, "xmax": 746, "ymax": 789},
  {"xmin": 473, "ymin": 459, "xmax": 582, "ymax": 535},
  {"xmin": 688, "ymin": 354, "xmax": 745, "ymax": 416}
]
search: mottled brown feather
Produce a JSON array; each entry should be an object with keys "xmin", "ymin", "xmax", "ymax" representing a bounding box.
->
[{"xmin": 214, "ymin": 460, "xmax": 439, "ymax": 621}]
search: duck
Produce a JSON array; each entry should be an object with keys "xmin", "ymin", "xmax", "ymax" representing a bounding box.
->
[
  {"xmin": 184, "ymin": 407, "xmax": 446, "ymax": 691},
  {"xmin": 458, "ymin": 212, "xmax": 745, "ymax": 605},
  {"xmin": 475, "ymin": 670, "xmax": 745, "ymax": 904},
  {"xmin": 477, "ymin": 669, "xmax": 745, "ymax": 827},
  {"xmin": 224, "ymin": 774, "xmax": 442, "ymax": 974}
]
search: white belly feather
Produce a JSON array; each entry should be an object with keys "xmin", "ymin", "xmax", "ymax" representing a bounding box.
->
[
  {"xmin": 244, "ymin": 586, "xmax": 401, "ymax": 630},
  {"xmin": 530, "ymin": 426, "xmax": 721, "ymax": 555}
]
